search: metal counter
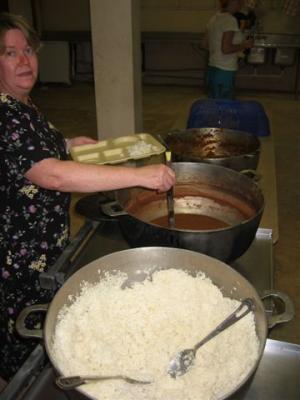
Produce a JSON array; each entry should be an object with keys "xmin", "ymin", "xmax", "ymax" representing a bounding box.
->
[
  {"xmin": 233, "ymin": 339, "xmax": 300, "ymax": 399},
  {"xmin": 253, "ymin": 33, "xmax": 300, "ymax": 49},
  {"xmin": 252, "ymin": 33, "xmax": 300, "ymax": 99}
]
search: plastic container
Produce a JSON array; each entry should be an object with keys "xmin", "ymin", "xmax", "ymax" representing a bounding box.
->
[
  {"xmin": 70, "ymin": 133, "xmax": 165, "ymax": 165},
  {"xmin": 186, "ymin": 99, "xmax": 271, "ymax": 137}
]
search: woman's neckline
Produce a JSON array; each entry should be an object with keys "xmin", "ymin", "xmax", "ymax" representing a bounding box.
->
[{"xmin": 0, "ymin": 92, "xmax": 33, "ymax": 106}]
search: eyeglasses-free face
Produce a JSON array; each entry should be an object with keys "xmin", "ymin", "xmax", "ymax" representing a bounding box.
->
[{"xmin": 0, "ymin": 28, "xmax": 38, "ymax": 103}]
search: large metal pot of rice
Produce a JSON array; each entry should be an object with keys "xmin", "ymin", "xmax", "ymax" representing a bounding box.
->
[
  {"xmin": 17, "ymin": 247, "xmax": 293, "ymax": 400},
  {"xmin": 165, "ymin": 128, "xmax": 261, "ymax": 171}
]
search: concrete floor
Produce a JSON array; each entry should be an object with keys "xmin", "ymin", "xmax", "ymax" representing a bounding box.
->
[{"xmin": 32, "ymin": 83, "xmax": 300, "ymax": 346}]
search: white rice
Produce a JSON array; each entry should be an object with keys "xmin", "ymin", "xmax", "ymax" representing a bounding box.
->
[
  {"xmin": 127, "ymin": 140, "xmax": 158, "ymax": 157},
  {"xmin": 52, "ymin": 268, "xmax": 259, "ymax": 400}
]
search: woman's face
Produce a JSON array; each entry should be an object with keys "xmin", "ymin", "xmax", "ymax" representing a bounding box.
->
[{"xmin": 0, "ymin": 28, "xmax": 38, "ymax": 103}]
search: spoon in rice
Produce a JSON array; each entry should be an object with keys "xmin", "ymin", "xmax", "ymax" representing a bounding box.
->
[
  {"xmin": 56, "ymin": 374, "xmax": 152, "ymax": 390},
  {"xmin": 167, "ymin": 298, "xmax": 254, "ymax": 379}
]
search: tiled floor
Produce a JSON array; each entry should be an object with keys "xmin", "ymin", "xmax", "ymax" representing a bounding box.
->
[{"xmin": 32, "ymin": 83, "xmax": 300, "ymax": 345}]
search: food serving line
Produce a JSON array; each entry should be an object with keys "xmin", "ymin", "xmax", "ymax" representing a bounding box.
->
[{"xmin": 1, "ymin": 195, "xmax": 300, "ymax": 400}]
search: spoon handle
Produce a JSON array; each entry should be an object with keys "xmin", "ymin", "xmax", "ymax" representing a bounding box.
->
[
  {"xmin": 165, "ymin": 151, "xmax": 175, "ymax": 228},
  {"xmin": 194, "ymin": 298, "xmax": 254, "ymax": 352},
  {"xmin": 56, "ymin": 375, "xmax": 151, "ymax": 390}
]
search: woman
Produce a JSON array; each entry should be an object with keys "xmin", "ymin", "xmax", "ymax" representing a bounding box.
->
[
  {"xmin": 0, "ymin": 12, "xmax": 175, "ymax": 381},
  {"xmin": 205, "ymin": 0, "xmax": 254, "ymax": 99}
]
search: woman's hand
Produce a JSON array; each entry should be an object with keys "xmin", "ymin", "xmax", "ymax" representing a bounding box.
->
[
  {"xmin": 67, "ymin": 136, "xmax": 98, "ymax": 149},
  {"xmin": 137, "ymin": 164, "xmax": 176, "ymax": 192}
]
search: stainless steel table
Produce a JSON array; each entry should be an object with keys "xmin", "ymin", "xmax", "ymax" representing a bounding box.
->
[{"xmin": 233, "ymin": 339, "xmax": 300, "ymax": 399}]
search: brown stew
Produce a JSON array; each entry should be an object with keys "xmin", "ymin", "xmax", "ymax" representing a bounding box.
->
[{"xmin": 151, "ymin": 213, "xmax": 229, "ymax": 230}]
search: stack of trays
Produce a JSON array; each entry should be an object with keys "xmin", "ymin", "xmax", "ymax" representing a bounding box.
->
[{"xmin": 70, "ymin": 133, "xmax": 165, "ymax": 165}]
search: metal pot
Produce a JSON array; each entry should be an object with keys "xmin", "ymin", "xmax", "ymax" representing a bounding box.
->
[
  {"xmin": 102, "ymin": 162, "xmax": 264, "ymax": 263},
  {"xmin": 165, "ymin": 128, "xmax": 261, "ymax": 171},
  {"xmin": 16, "ymin": 247, "xmax": 294, "ymax": 400}
]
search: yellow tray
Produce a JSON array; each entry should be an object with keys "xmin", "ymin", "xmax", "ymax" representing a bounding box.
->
[{"xmin": 70, "ymin": 133, "xmax": 165, "ymax": 165}]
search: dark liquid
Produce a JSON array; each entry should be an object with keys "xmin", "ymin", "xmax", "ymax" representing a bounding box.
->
[{"xmin": 151, "ymin": 213, "xmax": 229, "ymax": 230}]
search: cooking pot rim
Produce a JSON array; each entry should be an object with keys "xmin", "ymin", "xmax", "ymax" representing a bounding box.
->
[
  {"xmin": 165, "ymin": 127, "xmax": 261, "ymax": 160},
  {"xmin": 167, "ymin": 127, "xmax": 261, "ymax": 142},
  {"xmin": 120, "ymin": 163, "xmax": 265, "ymax": 233},
  {"xmin": 174, "ymin": 150, "xmax": 260, "ymax": 163}
]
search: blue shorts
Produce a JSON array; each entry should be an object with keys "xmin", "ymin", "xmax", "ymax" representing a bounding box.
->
[{"xmin": 205, "ymin": 66, "xmax": 236, "ymax": 99}]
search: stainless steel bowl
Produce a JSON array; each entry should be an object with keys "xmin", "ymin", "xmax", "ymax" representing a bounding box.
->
[{"xmin": 16, "ymin": 247, "xmax": 294, "ymax": 399}]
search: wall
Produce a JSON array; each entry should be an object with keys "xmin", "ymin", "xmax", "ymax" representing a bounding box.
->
[
  {"xmin": 8, "ymin": 0, "xmax": 33, "ymax": 24},
  {"xmin": 35, "ymin": 0, "xmax": 90, "ymax": 31},
  {"xmin": 141, "ymin": 0, "xmax": 300, "ymax": 34},
  {"xmin": 263, "ymin": 10, "xmax": 300, "ymax": 34},
  {"xmin": 141, "ymin": 0, "xmax": 215, "ymax": 33},
  {"xmin": 9, "ymin": 1, "xmax": 300, "ymax": 35}
]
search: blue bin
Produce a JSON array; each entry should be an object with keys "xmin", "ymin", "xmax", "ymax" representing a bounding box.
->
[{"xmin": 186, "ymin": 99, "xmax": 271, "ymax": 137}]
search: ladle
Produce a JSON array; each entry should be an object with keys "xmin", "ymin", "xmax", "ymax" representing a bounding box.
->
[
  {"xmin": 56, "ymin": 374, "xmax": 152, "ymax": 390},
  {"xmin": 167, "ymin": 298, "xmax": 254, "ymax": 378},
  {"xmin": 165, "ymin": 150, "xmax": 175, "ymax": 228}
]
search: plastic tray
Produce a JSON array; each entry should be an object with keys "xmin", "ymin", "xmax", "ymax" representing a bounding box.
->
[{"xmin": 70, "ymin": 133, "xmax": 165, "ymax": 165}]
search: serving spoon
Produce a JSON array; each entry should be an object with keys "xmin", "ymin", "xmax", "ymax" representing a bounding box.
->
[
  {"xmin": 165, "ymin": 150, "xmax": 175, "ymax": 228},
  {"xmin": 167, "ymin": 298, "xmax": 254, "ymax": 378},
  {"xmin": 156, "ymin": 136, "xmax": 175, "ymax": 228},
  {"xmin": 56, "ymin": 374, "xmax": 152, "ymax": 390}
]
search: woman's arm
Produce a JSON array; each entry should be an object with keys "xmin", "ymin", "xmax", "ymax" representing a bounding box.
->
[
  {"xmin": 24, "ymin": 158, "xmax": 175, "ymax": 193},
  {"xmin": 222, "ymin": 31, "xmax": 253, "ymax": 54}
]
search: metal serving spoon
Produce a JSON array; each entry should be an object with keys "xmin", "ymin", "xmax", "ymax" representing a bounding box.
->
[
  {"xmin": 56, "ymin": 374, "xmax": 152, "ymax": 390},
  {"xmin": 167, "ymin": 298, "xmax": 254, "ymax": 378},
  {"xmin": 165, "ymin": 150, "xmax": 175, "ymax": 228}
]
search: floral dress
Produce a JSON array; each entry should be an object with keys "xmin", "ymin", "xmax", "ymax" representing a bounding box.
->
[{"xmin": 0, "ymin": 94, "xmax": 71, "ymax": 380}]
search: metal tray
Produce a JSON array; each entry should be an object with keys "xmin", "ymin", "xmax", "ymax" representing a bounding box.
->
[{"xmin": 70, "ymin": 133, "xmax": 165, "ymax": 165}]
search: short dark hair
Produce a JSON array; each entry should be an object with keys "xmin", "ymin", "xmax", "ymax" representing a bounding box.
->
[{"xmin": 0, "ymin": 12, "xmax": 40, "ymax": 54}]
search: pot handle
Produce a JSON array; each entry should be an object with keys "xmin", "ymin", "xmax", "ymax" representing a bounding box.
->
[
  {"xmin": 15, "ymin": 303, "xmax": 49, "ymax": 339},
  {"xmin": 101, "ymin": 201, "xmax": 128, "ymax": 217},
  {"xmin": 260, "ymin": 289, "xmax": 295, "ymax": 329}
]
